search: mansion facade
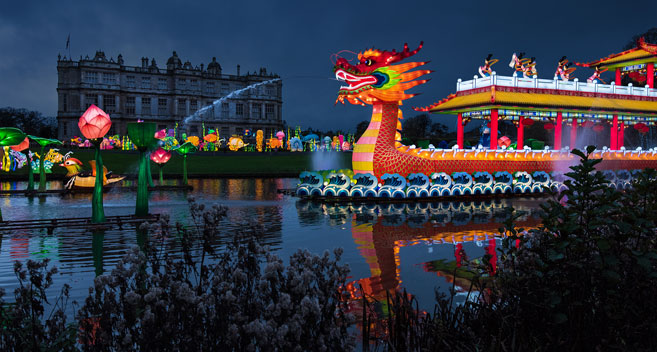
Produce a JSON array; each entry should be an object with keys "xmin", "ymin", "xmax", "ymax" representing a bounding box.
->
[{"xmin": 56, "ymin": 51, "xmax": 283, "ymax": 140}]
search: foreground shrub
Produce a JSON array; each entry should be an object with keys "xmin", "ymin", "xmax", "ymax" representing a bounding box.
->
[{"xmin": 77, "ymin": 200, "xmax": 354, "ymax": 351}]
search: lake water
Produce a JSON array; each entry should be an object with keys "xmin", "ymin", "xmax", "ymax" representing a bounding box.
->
[{"xmin": 0, "ymin": 178, "xmax": 545, "ymax": 312}]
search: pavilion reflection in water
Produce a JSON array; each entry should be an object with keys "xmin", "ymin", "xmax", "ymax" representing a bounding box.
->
[{"xmin": 296, "ymin": 198, "xmax": 542, "ymax": 300}]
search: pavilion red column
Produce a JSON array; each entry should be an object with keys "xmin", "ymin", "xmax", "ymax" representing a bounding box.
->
[
  {"xmin": 554, "ymin": 112, "xmax": 563, "ymax": 150},
  {"xmin": 457, "ymin": 112, "xmax": 464, "ymax": 149},
  {"xmin": 517, "ymin": 116, "xmax": 524, "ymax": 149},
  {"xmin": 611, "ymin": 115, "xmax": 618, "ymax": 150},
  {"xmin": 648, "ymin": 63, "xmax": 655, "ymax": 89},
  {"xmin": 615, "ymin": 68, "xmax": 622, "ymax": 85},
  {"xmin": 490, "ymin": 109, "xmax": 498, "ymax": 150},
  {"xmin": 570, "ymin": 119, "xmax": 577, "ymax": 150},
  {"xmin": 618, "ymin": 122, "xmax": 625, "ymax": 148}
]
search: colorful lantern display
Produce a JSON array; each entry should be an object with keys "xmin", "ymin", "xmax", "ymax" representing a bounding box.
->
[
  {"xmin": 11, "ymin": 137, "xmax": 34, "ymax": 191},
  {"xmin": 127, "ymin": 122, "xmax": 157, "ymax": 216},
  {"xmin": 174, "ymin": 141, "xmax": 198, "ymax": 186},
  {"xmin": 150, "ymin": 147, "xmax": 172, "ymax": 185},
  {"xmin": 256, "ymin": 130, "xmax": 264, "ymax": 152},
  {"xmin": 0, "ymin": 127, "xmax": 26, "ymax": 220},
  {"xmin": 228, "ymin": 136, "xmax": 246, "ymax": 151}
]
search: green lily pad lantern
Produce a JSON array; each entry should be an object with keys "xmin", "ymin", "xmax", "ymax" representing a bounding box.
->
[
  {"xmin": 28, "ymin": 136, "xmax": 62, "ymax": 192},
  {"xmin": 0, "ymin": 127, "xmax": 27, "ymax": 221},
  {"xmin": 79, "ymin": 104, "xmax": 112, "ymax": 223},
  {"xmin": 127, "ymin": 122, "xmax": 157, "ymax": 216},
  {"xmin": 174, "ymin": 141, "xmax": 198, "ymax": 186}
]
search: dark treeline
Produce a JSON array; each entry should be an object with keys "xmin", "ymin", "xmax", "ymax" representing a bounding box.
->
[{"xmin": 0, "ymin": 107, "xmax": 57, "ymax": 139}]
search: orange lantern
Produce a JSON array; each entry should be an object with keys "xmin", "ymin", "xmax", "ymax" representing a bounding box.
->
[{"xmin": 78, "ymin": 105, "xmax": 112, "ymax": 139}]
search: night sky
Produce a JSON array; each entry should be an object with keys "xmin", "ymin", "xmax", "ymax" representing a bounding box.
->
[{"xmin": 1, "ymin": 1, "xmax": 655, "ymax": 132}]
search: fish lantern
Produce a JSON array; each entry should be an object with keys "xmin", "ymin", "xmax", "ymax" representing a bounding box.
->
[
  {"xmin": 150, "ymin": 147, "xmax": 172, "ymax": 185},
  {"xmin": 11, "ymin": 137, "xmax": 29, "ymax": 152},
  {"xmin": 204, "ymin": 133, "xmax": 218, "ymax": 143},
  {"xmin": 593, "ymin": 124, "xmax": 605, "ymax": 133},
  {"xmin": 543, "ymin": 123, "xmax": 554, "ymax": 130},
  {"xmin": 244, "ymin": 129, "xmax": 251, "ymax": 137},
  {"xmin": 498, "ymin": 136, "xmax": 511, "ymax": 149},
  {"xmin": 186, "ymin": 135, "xmax": 200, "ymax": 147}
]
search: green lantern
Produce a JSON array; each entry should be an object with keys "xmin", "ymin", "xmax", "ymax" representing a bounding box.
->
[
  {"xmin": 127, "ymin": 122, "xmax": 157, "ymax": 216},
  {"xmin": 28, "ymin": 136, "xmax": 63, "ymax": 192},
  {"xmin": 0, "ymin": 127, "xmax": 27, "ymax": 221},
  {"xmin": 174, "ymin": 141, "xmax": 198, "ymax": 186}
]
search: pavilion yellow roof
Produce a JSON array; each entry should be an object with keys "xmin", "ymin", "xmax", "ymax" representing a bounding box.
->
[
  {"xmin": 418, "ymin": 86, "xmax": 657, "ymax": 116},
  {"xmin": 576, "ymin": 38, "xmax": 657, "ymax": 68}
]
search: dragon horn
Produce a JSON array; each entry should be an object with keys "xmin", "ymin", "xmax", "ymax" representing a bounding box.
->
[{"xmin": 389, "ymin": 41, "xmax": 424, "ymax": 64}]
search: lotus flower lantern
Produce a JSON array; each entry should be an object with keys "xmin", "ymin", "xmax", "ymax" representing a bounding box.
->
[
  {"xmin": 127, "ymin": 122, "xmax": 157, "ymax": 216},
  {"xmin": 79, "ymin": 105, "xmax": 112, "ymax": 223},
  {"xmin": 150, "ymin": 147, "xmax": 172, "ymax": 185}
]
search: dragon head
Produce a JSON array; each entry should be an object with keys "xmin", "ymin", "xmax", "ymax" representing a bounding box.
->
[{"xmin": 333, "ymin": 42, "xmax": 431, "ymax": 105}]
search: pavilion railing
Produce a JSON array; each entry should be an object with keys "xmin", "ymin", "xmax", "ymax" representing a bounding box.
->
[{"xmin": 456, "ymin": 72, "xmax": 657, "ymax": 97}]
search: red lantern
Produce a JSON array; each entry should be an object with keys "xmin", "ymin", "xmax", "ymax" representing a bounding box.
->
[
  {"xmin": 582, "ymin": 121, "xmax": 594, "ymax": 128},
  {"xmin": 78, "ymin": 105, "xmax": 112, "ymax": 139},
  {"xmin": 522, "ymin": 118, "xmax": 535, "ymax": 126},
  {"xmin": 10, "ymin": 137, "xmax": 29, "ymax": 152},
  {"xmin": 498, "ymin": 136, "xmax": 511, "ymax": 148},
  {"xmin": 150, "ymin": 147, "xmax": 172, "ymax": 164},
  {"xmin": 593, "ymin": 124, "xmax": 605, "ymax": 133},
  {"xmin": 634, "ymin": 123, "xmax": 647, "ymax": 130},
  {"xmin": 544, "ymin": 123, "xmax": 554, "ymax": 130},
  {"xmin": 640, "ymin": 126, "xmax": 650, "ymax": 134}
]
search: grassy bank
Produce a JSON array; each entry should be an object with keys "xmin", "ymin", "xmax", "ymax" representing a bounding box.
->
[{"xmin": 1, "ymin": 150, "xmax": 353, "ymax": 179}]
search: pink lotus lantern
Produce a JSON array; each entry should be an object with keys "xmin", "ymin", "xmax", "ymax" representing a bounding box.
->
[
  {"xmin": 498, "ymin": 136, "xmax": 511, "ymax": 148},
  {"xmin": 154, "ymin": 129, "xmax": 167, "ymax": 139},
  {"xmin": 78, "ymin": 105, "xmax": 112, "ymax": 140},
  {"xmin": 276, "ymin": 131, "xmax": 285, "ymax": 141},
  {"xmin": 150, "ymin": 147, "xmax": 172, "ymax": 185}
]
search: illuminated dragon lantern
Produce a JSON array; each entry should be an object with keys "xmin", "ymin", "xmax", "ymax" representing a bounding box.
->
[{"xmin": 334, "ymin": 42, "xmax": 434, "ymax": 177}]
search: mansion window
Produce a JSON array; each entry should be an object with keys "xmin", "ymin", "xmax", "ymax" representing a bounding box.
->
[
  {"xmin": 236, "ymin": 103, "xmax": 244, "ymax": 117},
  {"xmin": 142, "ymin": 97, "xmax": 151, "ymax": 115},
  {"xmin": 251, "ymin": 104, "xmax": 261, "ymax": 119},
  {"xmin": 62, "ymin": 94, "xmax": 68, "ymax": 112},
  {"xmin": 126, "ymin": 75, "xmax": 136, "ymax": 88},
  {"xmin": 221, "ymin": 103, "xmax": 229, "ymax": 118},
  {"xmin": 177, "ymin": 78, "xmax": 186, "ymax": 89},
  {"xmin": 83, "ymin": 71, "xmax": 98, "ymax": 84},
  {"xmin": 126, "ymin": 96, "xmax": 136, "ymax": 114},
  {"xmin": 190, "ymin": 79, "xmax": 199, "ymax": 90},
  {"xmin": 158, "ymin": 78, "xmax": 167, "ymax": 90},
  {"xmin": 190, "ymin": 99, "xmax": 198, "ymax": 113},
  {"xmin": 102, "ymin": 72, "xmax": 117, "ymax": 84},
  {"xmin": 141, "ymin": 77, "xmax": 151, "ymax": 89},
  {"xmin": 265, "ymin": 104, "xmax": 275, "ymax": 119},
  {"xmin": 266, "ymin": 85, "xmax": 274, "ymax": 96},
  {"xmin": 221, "ymin": 83, "xmax": 229, "ymax": 95},
  {"xmin": 158, "ymin": 98, "xmax": 168, "ymax": 115},
  {"xmin": 177, "ymin": 99, "xmax": 187, "ymax": 115},
  {"xmin": 85, "ymin": 95, "xmax": 97, "ymax": 108},
  {"xmin": 206, "ymin": 82, "xmax": 215, "ymax": 94},
  {"xmin": 103, "ymin": 95, "xmax": 116, "ymax": 113}
]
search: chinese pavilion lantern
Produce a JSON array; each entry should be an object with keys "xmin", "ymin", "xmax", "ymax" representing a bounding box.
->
[
  {"xmin": 544, "ymin": 123, "xmax": 554, "ymax": 130},
  {"xmin": 522, "ymin": 118, "xmax": 535, "ymax": 126},
  {"xmin": 634, "ymin": 123, "xmax": 647, "ymax": 131}
]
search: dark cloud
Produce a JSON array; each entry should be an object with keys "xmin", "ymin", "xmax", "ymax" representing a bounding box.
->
[{"xmin": 0, "ymin": 0, "xmax": 655, "ymax": 132}]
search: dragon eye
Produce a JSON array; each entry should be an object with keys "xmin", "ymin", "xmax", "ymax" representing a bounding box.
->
[{"xmin": 365, "ymin": 59, "xmax": 373, "ymax": 66}]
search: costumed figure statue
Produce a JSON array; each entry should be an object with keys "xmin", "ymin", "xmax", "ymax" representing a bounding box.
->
[
  {"xmin": 522, "ymin": 57, "xmax": 537, "ymax": 78},
  {"xmin": 508, "ymin": 52, "xmax": 529, "ymax": 77},
  {"xmin": 478, "ymin": 124, "xmax": 491, "ymax": 149},
  {"xmin": 59, "ymin": 153, "xmax": 126, "ymax": 190},
  {"xmin": 555, "ymin": 56, "xmax": 567, "ymax": 79},
  {"xmin": 587, "ymin": 66, "xmax": 608, "ymax": 84},
  {"xmin": 478, "ymin": 54, "xmax": 498, "ymax": 78}
]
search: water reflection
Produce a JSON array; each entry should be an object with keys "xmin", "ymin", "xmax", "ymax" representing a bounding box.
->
[{"xmin": 296, "ymin": 198, "xmax": 542, "ymax": 302}]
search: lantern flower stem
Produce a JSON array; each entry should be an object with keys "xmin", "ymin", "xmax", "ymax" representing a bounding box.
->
[
  {"xmin": 136, "ymin": 149, "xmax": 149, "ymax": 216},
  {"xmin": 182, "ymin": 154, "xmax": 188, "ymax": 186},
  {"xmin": 159, "ymin": 164, "xmax": 164, "ymax": 185},
  {"xmin": 91, "ymin": 139, "xmax": 106, "ymax": 223},
  {"xmin": 38, "ymin": 145, "xmax": 46, "ymax": 192},
  {"xmin": 26, "ymin": 148, "xmax": 34, "ymax": 192}
]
